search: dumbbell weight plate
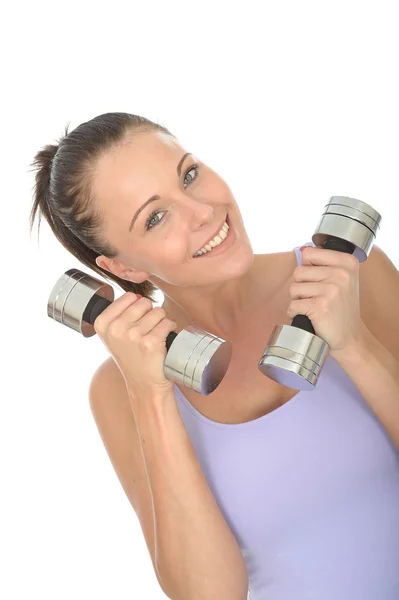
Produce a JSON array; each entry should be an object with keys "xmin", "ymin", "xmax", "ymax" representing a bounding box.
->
[{"xmin": 47, "ymin": 269, "xmax": 232, "ymax": 395}]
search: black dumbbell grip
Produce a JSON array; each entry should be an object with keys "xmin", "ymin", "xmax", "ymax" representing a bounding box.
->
[
  {"xmin": 291, "ymin": 238, "xmax": 356, "ymax": 335},
  {"xmin": 83, "ymin": 295, "xmax": 178, "ymax": 350}
]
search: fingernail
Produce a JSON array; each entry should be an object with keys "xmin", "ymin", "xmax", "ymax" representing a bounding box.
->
[{"xmin": 299, "ymin": 246, "xmax": 307, "ymax": 252}]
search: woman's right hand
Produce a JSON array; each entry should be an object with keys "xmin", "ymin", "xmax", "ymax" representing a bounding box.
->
[{"xmin": 93, "ymin": 292, "xmax": 178, "ymax": 399}]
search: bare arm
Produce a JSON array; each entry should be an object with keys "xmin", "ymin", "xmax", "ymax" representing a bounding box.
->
[
  {"xmin": 129, "ymin": 386, "xmax": 249, "ymax": 600},
  {"xmin": 89, "ymin": 359, "xmax": 249, "ymax": 600},
  {"xmin": 330, "ymin": 325, "xmax": 399, "ymax": 451}
]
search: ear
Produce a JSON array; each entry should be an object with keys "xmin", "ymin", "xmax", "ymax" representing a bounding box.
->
[{"xmin": 95, "ymin": 255, "xmax": 150, "ymax": 284}]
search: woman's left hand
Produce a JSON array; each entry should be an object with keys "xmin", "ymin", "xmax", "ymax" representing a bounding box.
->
[{"xmin": 287, "ymin": 245, "xmax": 367, "ymax": 356}]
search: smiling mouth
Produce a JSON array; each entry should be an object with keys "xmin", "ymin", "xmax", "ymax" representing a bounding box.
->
[{"xmin": 192, "ymin": 214, "xmax": 230, "ymax": 258}]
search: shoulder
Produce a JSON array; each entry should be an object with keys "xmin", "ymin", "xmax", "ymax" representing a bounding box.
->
[
  {"xmin": 254, "ymin": 249, "xmax": 299, "ymax": 282},
  {"xmin": 88, "ymin": 356, "xmax": 127, "ymax": 409},
  {"xmin": 256, "ymin": 248, "xmax": 300, "ymax": 267},
  {"xmin": 358, "ymin": 244, "xmax": 399, "ymax": 361}
]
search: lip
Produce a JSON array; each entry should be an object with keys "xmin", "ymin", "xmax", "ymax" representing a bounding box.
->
[
  {"xmin": 193, "ymin": 215, "xmax": 229, "ymax": 256},
  {"xmin": 192, "ymin": 213, "xmax": 235, "ymax": 258}
]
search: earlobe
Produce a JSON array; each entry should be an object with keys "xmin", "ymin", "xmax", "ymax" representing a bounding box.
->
[
  {"xmin": 123, "ymin": 269, "xmax": 150, "ymax": 284},
  {"xmin": 96, "ymin": 255, "xmax": 149, "ymax": 283},
  {"xmin": 113, "ymin": 261, "xmax": 150, "ymax": 284}
]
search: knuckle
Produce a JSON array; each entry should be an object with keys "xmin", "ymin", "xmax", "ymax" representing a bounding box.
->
[
  {"xmin": 127, "ymin": 326, "xmax": 139, "ymax": 342},
  {"xmin": 293, "ymin": 266, "xmax": 302, "ymax": 280},
  {"xmin": 93, "ymin": 317, "xmax": 104, "ymax": 333},
  {"xmin": 347, "ymin": 254, "xmax": 358, "ymax": 268},
  {"xmin": 320, "ymin": 297, "xmax": 328, "ymax": 310},
  {"xmin": 338, "ymin": 268, "xmax": 351, "ymax": 283},
  {"xmin": 141, "ymin": 336, "xmax": 156, "ymax": 352},
  {"xmin": 107, "ymin": 319, "xmax": 123, "ymax": 337},
  {"xmin": 143, "ymin": 297, "xmax": 153, "ymax": 307},
  {"xmin": 328, "ymin": 283, "xmax": 339, "ymax": 298}
]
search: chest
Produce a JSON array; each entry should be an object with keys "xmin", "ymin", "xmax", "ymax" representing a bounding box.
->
[
  {"xmin": 183, "ymin": 360, "xmax": 399, "ymax": 570},
  {"xmin": 175, "ymin": 319, "xmax": 301, "ymax": 425}
]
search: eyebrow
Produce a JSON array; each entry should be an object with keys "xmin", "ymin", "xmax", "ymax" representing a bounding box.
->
[{"xmin": 128, "ymin": 152, "xmax": 193, "ymax": 232}]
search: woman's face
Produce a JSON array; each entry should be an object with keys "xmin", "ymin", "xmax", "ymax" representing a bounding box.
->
[{"xmin": 93, "ymin": 130, "xmax": 254, "ymax": 290}]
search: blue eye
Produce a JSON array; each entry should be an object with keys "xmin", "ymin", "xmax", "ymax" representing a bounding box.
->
[{"xmin": 145, "ymin": 164, "xmax": 200, "ymax": 231}]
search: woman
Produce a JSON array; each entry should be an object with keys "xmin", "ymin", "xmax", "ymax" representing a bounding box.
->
[{"xmin": 30, "ymin": 112, "xmax": 399, "ymax": 600}]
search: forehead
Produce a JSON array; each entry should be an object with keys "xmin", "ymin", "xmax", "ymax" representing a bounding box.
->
[{"xmin": 93, "ymin": 131, "xmax": 185, "ymax": 207}]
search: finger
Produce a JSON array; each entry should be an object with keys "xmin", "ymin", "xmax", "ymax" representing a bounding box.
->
[
  {"xmin": 118, "ymin": 296, "xmax": 155, "ymax": 326},
  {"xmin": 93, "ymin": 292, "xmax": 141, "ymax": 332},
  {"xmin": 290, "ymin": 282, "xmax": 324, "ymax": 299},
  {"xmin": 117, "ymin": 298, "xmax": 177, "ymax": 338},
  {"xmin": 144, "ymin": 316, "xmax": 178, "ymax": 343},
  {"xmin": 294, "ymin": 266, "xmax": 331, "ymax": 282},
  {"xmin": 135, "ymin": 306, "xmax": 174, "ymax": 337},
  {"xmin": 302, "ymin": 246, "xmax": 358, "ymax": 267}
]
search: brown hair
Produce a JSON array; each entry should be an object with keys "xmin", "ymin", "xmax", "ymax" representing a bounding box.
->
[{"xmin": 29, "ymin": 112, "xmax": 175, "ymax": 301}]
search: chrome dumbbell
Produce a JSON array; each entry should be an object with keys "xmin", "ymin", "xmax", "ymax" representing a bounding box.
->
[
  {"xmin": 47, "ymin": 269, "xmax": 232, "ymax": 395},
  {"xmin": 258, "ymin": 196, "xmax": 382, "ymax": 391}
]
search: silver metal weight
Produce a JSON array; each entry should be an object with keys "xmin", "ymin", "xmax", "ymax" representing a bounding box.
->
[
  {"xmin": 258, "ymin": 196, "xmax": 382, "ymax": 390},
  {"xmin": 47, "ymin": 269, "xmax": 232, "ymax": 396}
]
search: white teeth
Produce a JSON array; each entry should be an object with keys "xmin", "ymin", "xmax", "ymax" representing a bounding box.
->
[{"xmin": 193, "ymin": 221, "xmax": 229, "ymax": 257}]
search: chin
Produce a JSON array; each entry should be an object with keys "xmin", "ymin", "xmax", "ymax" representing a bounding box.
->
[{"xmin": 212, "ymin": 243, "xmax": 254, "ymax": 280}]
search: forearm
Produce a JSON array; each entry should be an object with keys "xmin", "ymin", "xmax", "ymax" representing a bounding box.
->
[
  {"xmin": 330, "ymin": 326, "xmax": 399, "ymax": 451},
  {"xmin": 129, "ymin": 388, "xmax": 249, "ymax": 600}
]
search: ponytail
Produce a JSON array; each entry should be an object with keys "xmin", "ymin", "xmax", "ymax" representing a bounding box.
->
[{"xmin": 29, "ymin": 113, "xmax": 173, "ymax": 301}]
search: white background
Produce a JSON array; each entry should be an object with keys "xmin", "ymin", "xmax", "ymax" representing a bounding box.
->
[{"xmin": 2, "ymin": 0, "xmax": 398, "ymax": 598}]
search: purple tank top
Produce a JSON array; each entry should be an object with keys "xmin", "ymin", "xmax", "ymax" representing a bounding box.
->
[{"xmin": 174, "ymin": 242, "xmax": 399, "ymax": 599}]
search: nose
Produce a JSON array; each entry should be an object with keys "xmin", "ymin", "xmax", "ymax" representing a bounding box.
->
[{"xmin": 183, "ymin": 200, "xmax": 215, "ymax": 230}]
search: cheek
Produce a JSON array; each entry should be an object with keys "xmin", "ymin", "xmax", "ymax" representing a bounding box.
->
[
  {"xmin": 199, "ymin": 169, "xmax": 234, "ymax": 203},
  {"xmin": 158, "ymin": 232, "xmax": 189, "ymax": 261}
]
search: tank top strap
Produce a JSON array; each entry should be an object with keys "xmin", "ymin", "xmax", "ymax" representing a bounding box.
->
[{"xmin": 293, "ymin": 241, "xmax": 315, "ymax": 266}]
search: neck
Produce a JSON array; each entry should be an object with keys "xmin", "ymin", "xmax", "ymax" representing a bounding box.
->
[{"xmin": 159, "ymin": 254, "xmax": 291, "ymax": 342}]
